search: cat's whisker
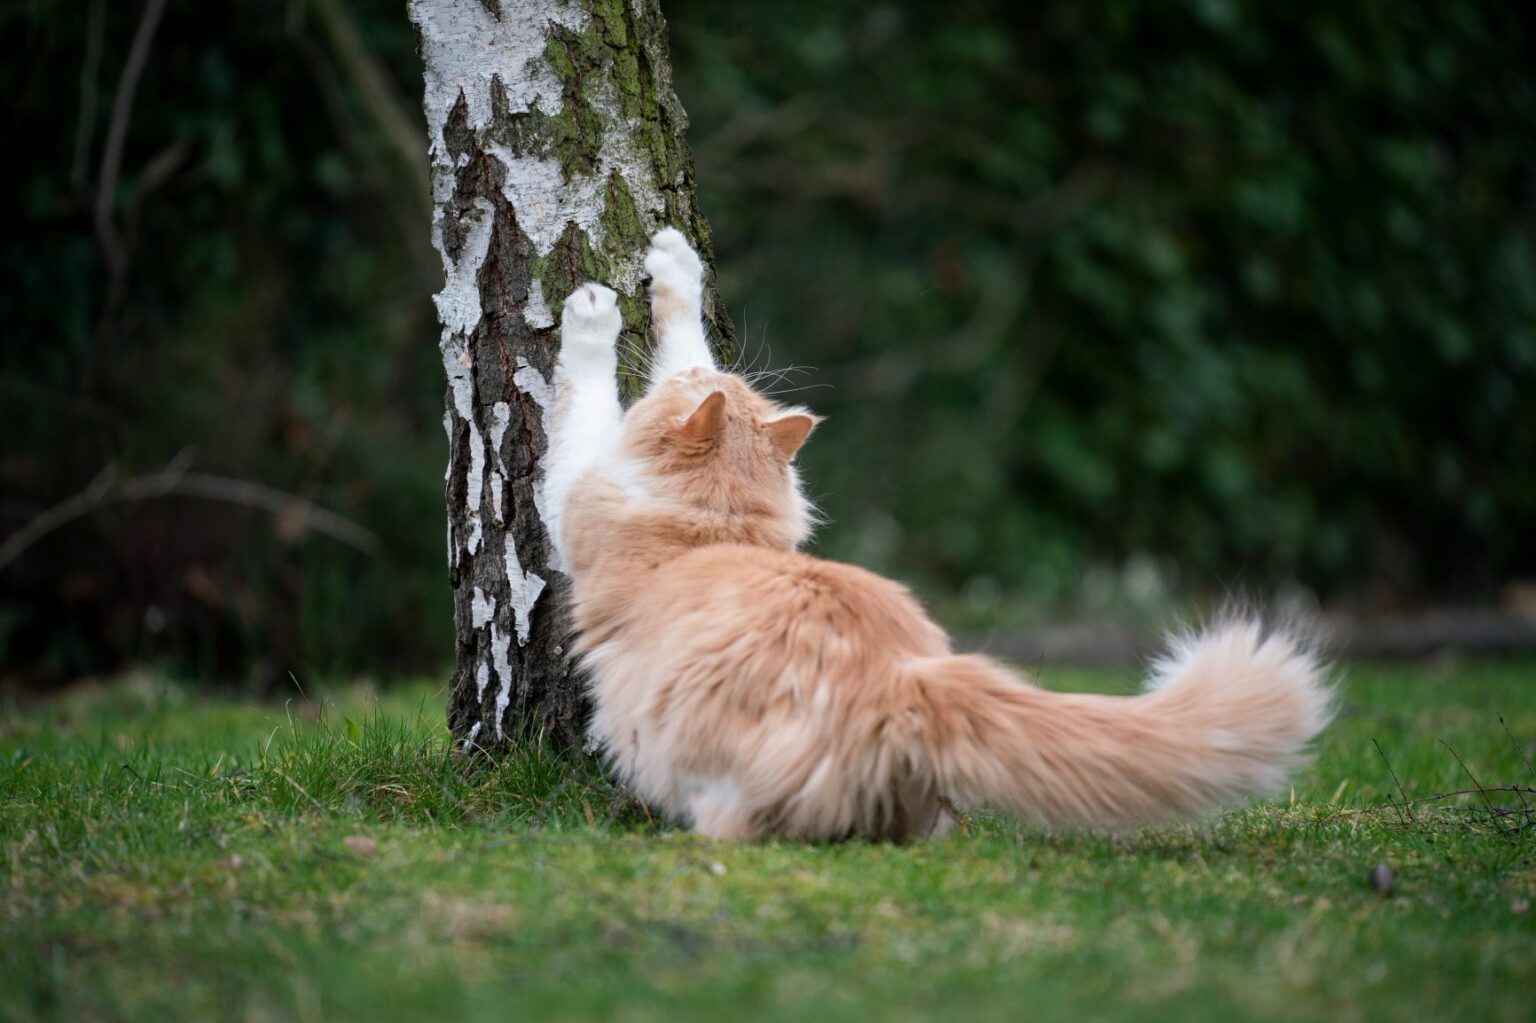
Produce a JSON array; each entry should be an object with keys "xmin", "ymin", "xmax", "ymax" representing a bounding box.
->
[
  {"xmin": 748, "ymin": 368, "xmax": 824, "ymax": 397},
  {"xmin": 734, "ymin": 304, "xmax": 752, "ymax": 373},
  {"xmin": 761, "ymin": 383, "xmax": 834, "ymax": 398},
  {"xmin": 617, "ymin": 336, "xmax": 660, "ymax": 383},
  {"xmin": 740, "ymin": 328, "xmax": 773, "ymax": 378},
  {"xmin": 747, "ymin": 364, "xmax": 815, "ymax": 385}
]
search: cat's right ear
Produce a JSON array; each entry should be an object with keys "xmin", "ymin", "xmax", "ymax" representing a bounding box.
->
[
  {"xmin": 679, "ymin": 390, "xmax": 727, "ymax": 444},
  {"xmin": 764, "ymin": 413, "xmax": 819, "ymax": 460}
]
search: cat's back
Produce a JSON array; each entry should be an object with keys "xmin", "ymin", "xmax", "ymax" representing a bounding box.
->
[{"xmin": 655, "ymin": 543, "xmax": 950, "ymax": 660}]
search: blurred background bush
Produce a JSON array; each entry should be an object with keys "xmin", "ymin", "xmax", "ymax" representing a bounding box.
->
[{"xmin": 4, "ymin": 0, "xmax": 1533, "ymax": 688}]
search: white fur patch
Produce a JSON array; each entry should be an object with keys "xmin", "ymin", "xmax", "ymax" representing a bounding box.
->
[
  {"xmin": 643, "ymin": 230, "xmax": 715, "ymax": 389},
  {"xmin": 543, "ymin": 293, "xmax": 624, "ymax": 570}
]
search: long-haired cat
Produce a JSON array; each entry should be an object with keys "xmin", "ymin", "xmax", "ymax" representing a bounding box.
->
[{"xmin": 543, "ymin": 228, "xmax": 1331, "ymax": 842}]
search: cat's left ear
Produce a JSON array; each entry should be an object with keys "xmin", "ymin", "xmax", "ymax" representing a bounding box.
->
[
  {"xmin": 764, "ymin": 413, "xmax": 820, "ymax": 460},
  {"xmin": 680, "ymin": 390, "xmax": 728, "ymax": 443}
]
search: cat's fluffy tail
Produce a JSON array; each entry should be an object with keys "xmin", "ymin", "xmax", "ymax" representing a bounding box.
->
[{"xmin": 908, "ymin": 618, "xmax": 1332, "ymax": 829}]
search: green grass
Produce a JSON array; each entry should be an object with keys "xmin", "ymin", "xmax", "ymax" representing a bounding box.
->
[{"xmin": 3, "ymin": 660, "xmax": 1534, "ymax": 1022}]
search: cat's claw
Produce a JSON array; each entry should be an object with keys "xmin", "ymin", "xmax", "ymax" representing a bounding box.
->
[
  {"xmin": 644, "ymin": 228, "xmax": 703, "ymax": 298},
  {"xmin": 562, "ymin": 282, "xmax": 622, "ymax": 353}
]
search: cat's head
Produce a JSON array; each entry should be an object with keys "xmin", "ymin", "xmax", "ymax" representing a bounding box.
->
[{"xmin": 619, "ymin": 367, "xmax": 821, "ymax": 549}]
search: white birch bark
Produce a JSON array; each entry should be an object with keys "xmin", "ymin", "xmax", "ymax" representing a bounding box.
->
[{"xmin": 409, "ymin": 0, "xmax": 731, "ymax": 750}]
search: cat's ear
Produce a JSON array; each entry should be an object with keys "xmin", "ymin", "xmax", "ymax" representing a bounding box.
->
[
  {"xmin": 764, "ymin": 413, "xmax": 819, "ymax": 460},
  {"xmin": 680, "ymin": 390, "xmax": 728, "ymax": 443}
]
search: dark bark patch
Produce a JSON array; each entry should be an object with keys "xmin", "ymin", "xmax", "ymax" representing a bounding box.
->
[
  {"xmin": 442, "ymin": 88, "xmax": 475, "ymax": 165},
  {"xmin": 489, "ymin": 75, "xmax": 554, "ymax": 159}
]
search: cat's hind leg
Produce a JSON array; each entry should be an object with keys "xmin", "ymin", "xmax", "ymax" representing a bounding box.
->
[
  {"xmin": 544, "ymin": 283, "xmax": 623, "ymax": 565},
  {"xmin": 687, "ymin": 777, "xmax": 759, "ymax": 840},
  {"xmin": 643, "ymin": 228, "xmax": 716, "ymax": 390}
]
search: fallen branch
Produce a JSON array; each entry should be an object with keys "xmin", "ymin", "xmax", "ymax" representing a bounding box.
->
[{"xmin": 0, "ymin": 455, "xmax": 378, "ymax": 572}]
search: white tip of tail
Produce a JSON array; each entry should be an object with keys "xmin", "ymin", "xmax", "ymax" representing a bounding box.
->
[{"xmin": 1143, "ymin": 617, "xmax": 1335, "ymax": 793}]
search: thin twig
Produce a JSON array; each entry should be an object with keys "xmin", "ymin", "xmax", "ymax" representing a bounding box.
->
[
  {"xmin": 1402, "ymin": 785, "xmax": 1535, "ymax": 807},
  {"xmin": 0, "ymin": 465, "xmax": 121, "ymax": 571},
  {"xmin": 1372, "ymin": 738, "xmax": 1416, "ymax": 824},
  {"xmin": 1500, "ymin": 714, "xmax": 1536, "ymax": 783},
  {"xmin": 1439, "ymin": 739, "xmax": 1514, "ymax": 839},
  {"xmin": 154, "ymin": 474, "xmax": 378, "ymax": 551},
  {"xmin": 71, "ymin": 0, "xmax": 107, "ymax": 194},
  {"xmin": 1333, "ymin": 786, "xmax": 1535, "ymax": 838},
  {"xmin": 1498, "ymin": 715, "xmax": 1533, "ymax": 812},
  {"xmin": 94, "ymin": 0, "xmax": 169, "ymax": 290},
  {"xmin": 307, "ymin": 0, "xmax": 432, "ymax": 215},
  {"xmin": 0, "ymin": 454, "xmax": 378, "ymax": 572},
  {"xmin": 291, "ymin": 20, "xmax": 437, "ymax": 277}
]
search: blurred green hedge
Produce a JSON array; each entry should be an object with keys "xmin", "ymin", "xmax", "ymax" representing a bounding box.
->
[
  {"xmin": 679, "ymin": 1, "xmax": 1536, "ymax": 622},
  {"xmin": 2, "ymin": 0, "xmax": 447, "ymax": 684},
  {"xmin": 3, "ymin": 1, "xmax": 1533, "ymax": 683}
]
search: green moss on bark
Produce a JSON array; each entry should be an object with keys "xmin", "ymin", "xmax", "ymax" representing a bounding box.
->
[
  {"xmin": 531, "ymin": 222, "xmax": 604, "ymax": 309},
  {"xmin": 455, "ymin": 0, "xmax": 734, "ymax": 389},
  {"xmin": 591, "ymin": 0, "xmax": 644, "ymax": 123},
  {"xmin": 599, "ymin": 170, "xmax": 646, "ymax": 254},
  {"xmin": 543, "ymin": 23, "xmax": 607, "ymax": 180}
]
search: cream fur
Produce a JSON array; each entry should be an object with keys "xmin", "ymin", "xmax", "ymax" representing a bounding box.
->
[{"xmin": 545, "ymin": 229, "xmax": 1333, "ymax": 842}]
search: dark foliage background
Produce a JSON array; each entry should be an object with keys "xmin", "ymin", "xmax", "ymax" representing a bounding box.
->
[{"xmin": 3, "ymin": 0, "xmax": 1533, "ymax": 686}]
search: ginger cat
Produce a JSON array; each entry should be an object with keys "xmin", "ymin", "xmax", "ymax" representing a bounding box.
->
[{"xmin": 544, "ymin": 228, "xmax": 1331, "ymax": 842}]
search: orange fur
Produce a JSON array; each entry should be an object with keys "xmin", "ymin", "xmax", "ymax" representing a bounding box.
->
[{"xmin": 555, "ymin": 233, "xmax": 1332, "ymax": 842}]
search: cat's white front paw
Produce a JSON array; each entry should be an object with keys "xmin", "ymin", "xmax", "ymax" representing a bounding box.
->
[
  {"xmin": 644, "ymin": 228, "xmax": 703, "ymax": 300},
  {"xmin": 561, "ymin": 283, "xmax": 622, "ymax": 365}
]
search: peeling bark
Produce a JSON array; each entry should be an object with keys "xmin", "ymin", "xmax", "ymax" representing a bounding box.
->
[{"xmin": 410, "ymin": 0, "xmax": 731, "ymax": 752}]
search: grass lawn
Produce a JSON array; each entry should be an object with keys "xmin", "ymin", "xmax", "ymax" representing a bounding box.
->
[{"xmin": 3, "ymin": 659, "xmax": 1534, "ymax": 1021}]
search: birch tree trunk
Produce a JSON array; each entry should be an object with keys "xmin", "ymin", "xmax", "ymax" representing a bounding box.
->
[{"xmin": 410, "ymin": 0, "xmax": 731, "ymax": 753}]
